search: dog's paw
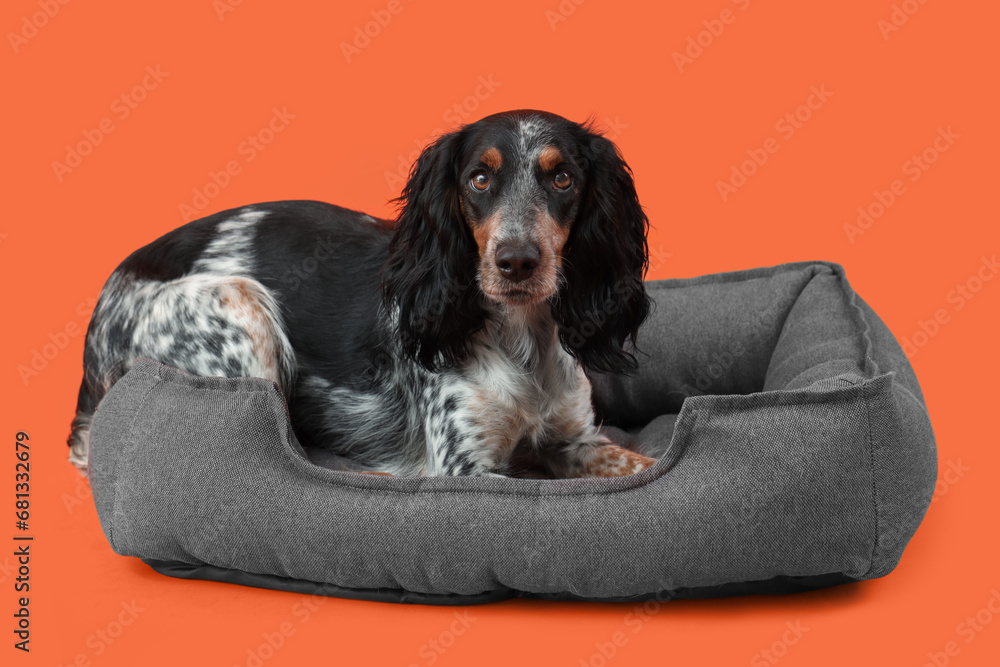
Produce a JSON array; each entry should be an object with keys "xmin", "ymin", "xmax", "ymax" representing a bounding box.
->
[{"xmin": 584, "ymin": 444, "xmax": 657, "ymax": 477}]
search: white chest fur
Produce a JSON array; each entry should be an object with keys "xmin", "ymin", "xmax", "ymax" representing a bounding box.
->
[{"xmin": 460, "ymin": 305, "xmax": 598, "ymax": 450}]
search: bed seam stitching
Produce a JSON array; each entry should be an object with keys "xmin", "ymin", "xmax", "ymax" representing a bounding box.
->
[
  {"xmin": 859, "ymin": 377, "xmax": 881, "ymax": 579},
  {"xmin": 108, "ymin": 376, "xmax": 163, "ymax": 552}
]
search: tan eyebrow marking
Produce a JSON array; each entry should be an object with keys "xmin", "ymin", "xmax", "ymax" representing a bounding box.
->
[
  {"xmin": 480, "ymin": 147, "xmax": 502, "ymax": 170},
  {"xmin": 538, "ymin": 145, "xmax": 563, "ymax": 171}
]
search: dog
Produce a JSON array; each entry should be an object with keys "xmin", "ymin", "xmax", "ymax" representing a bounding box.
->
[{"xmin": 68, "ymin": 109, "xmax": 656, "ymax": 478}]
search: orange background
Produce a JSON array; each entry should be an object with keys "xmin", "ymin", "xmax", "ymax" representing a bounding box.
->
[{"xmin": 3, "ymin": 1, "xmax": 999, "ymax": 665}]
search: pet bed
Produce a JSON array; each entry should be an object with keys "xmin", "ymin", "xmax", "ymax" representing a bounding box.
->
[{"xmin": 86, "ymin": 261, "xmax": 937, "ymax": 604}]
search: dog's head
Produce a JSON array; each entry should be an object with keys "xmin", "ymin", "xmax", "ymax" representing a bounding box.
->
[{"xmin": 384, "ymin": 109, "xmax": 650, "ymax": 373}]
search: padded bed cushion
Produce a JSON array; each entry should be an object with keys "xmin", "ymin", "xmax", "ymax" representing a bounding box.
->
[{"xmin": 86, "ymin": 261, "xmax": 937, "ymax": 604}]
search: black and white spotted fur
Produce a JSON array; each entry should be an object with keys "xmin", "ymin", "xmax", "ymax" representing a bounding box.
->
[{"xmin": 69, "ymin": 110, "xmax": 655, "ymax": 478}]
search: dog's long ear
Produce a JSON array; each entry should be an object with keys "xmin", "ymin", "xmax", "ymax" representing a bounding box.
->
[
  {"xmin": 553, "ymin": 130, "xmax": 651, "ymax": 374},
  {"xmin": 383, "ymin": 130, "xmax": 485, "ymax": 371}
]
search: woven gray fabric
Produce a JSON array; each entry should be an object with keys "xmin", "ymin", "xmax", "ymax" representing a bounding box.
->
[{"xmin": 87, "ymin": 261, "xmax": 937, "ymax": 600}]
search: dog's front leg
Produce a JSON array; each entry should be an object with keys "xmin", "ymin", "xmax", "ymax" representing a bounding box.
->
[
  {"xmin": 424, "ymin": 430, "xmax": 514, "ymax": 477},
  {"xmin": 543, "ymin": 434, "xmax": 658, "ymax": 479},
  {"xmin": 421, "ymin": 401, "xmax": 515, "ymax": 477}
]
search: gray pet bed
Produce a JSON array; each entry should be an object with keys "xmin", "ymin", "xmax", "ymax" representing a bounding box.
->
[{"xmin": 87, "ymin": 261, "xmax": 937, "ymax": 604}]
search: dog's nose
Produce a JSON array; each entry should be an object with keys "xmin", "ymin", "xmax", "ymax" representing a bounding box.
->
[{"xmin": 495, "ymin": 243, "xmax": 540, "ymax": 283}]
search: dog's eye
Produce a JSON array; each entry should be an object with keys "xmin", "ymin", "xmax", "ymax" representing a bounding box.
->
[
  {"xmin": 553, "ymin": 171, "xmax": 572, "ymax": 190},
  {"xmin": 471, "ymin": 171, "xmax": 491, "ymax": 191}
]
